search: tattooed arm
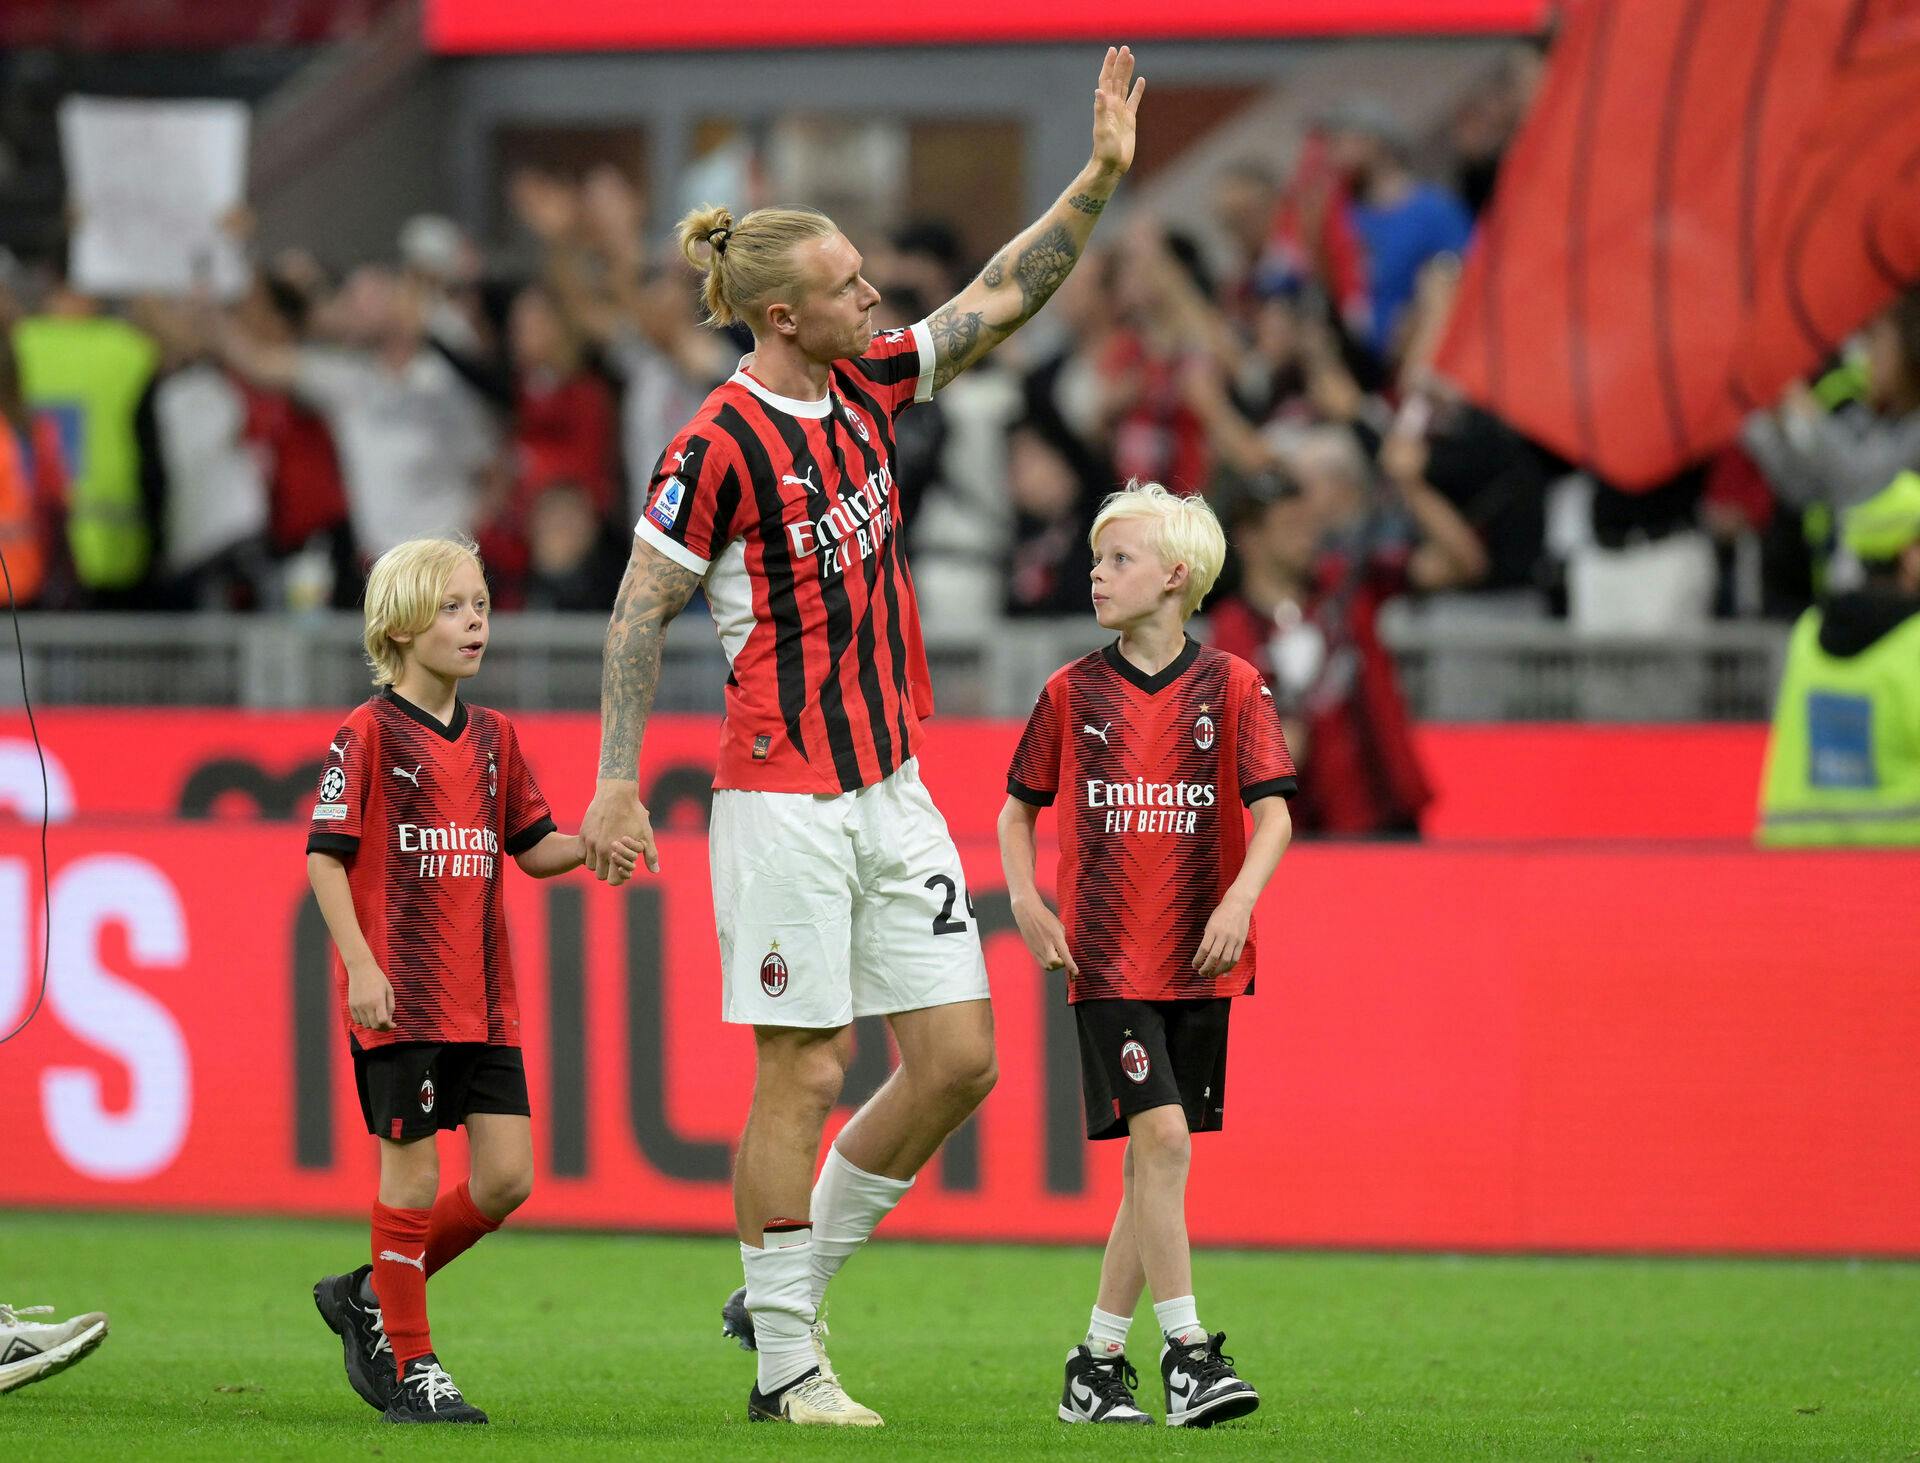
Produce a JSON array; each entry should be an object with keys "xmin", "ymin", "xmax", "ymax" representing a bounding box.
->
[
  {"xmin": 924, "ymin": 45, "xmax": 1145, "ymax": 391},
  {"xmin": 580, "ymin": 535, "xmax": 702, "ymax": 880}
]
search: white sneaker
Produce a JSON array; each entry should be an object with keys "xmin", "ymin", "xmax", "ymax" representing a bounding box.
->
[
  {"xmin": 0, "ymin": 1304, "xmax": 109, "ymax": 1393},
  {"xmin": 748, "ymin": 1368, "xmax": 884, "ymax": 1426}
]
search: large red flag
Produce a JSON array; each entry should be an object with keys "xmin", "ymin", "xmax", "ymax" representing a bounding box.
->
[{"xmin": 1436, "ymin": 0, "xmax": 1920, "ymax": 490}]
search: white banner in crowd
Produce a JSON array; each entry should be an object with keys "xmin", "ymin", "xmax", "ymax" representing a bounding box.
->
[{"xmin": 59, "ymin": 97, "xmax": 250, "ymax": 299}]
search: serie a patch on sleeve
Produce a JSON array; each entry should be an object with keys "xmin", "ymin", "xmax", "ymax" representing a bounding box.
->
[{"xmin": 646, "ymin": 476, "xmax": 686, "ymax": 531}]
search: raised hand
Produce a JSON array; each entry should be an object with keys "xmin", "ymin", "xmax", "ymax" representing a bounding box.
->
[{"xmin": 1091, "ymin": 45, "xmax": 1146, "ymax": 179}]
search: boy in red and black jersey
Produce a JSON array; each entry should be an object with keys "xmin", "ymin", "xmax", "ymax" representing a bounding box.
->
[
  {"xmin": 305, "ymin": 536, "xmax": 637, "ymax": 1424},
  {"xmin": 1001, "ymin": 483, "xmax": 1293, "ymax": 1429}
]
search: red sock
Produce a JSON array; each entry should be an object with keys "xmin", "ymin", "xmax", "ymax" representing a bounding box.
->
[
  {"xmin": 370, "ymin": 1202, "xmax": 433, "ymax": 1377},
  {"xmin": 425, "ymin": 1181, "xmax": 502, "ymax": 1279}
]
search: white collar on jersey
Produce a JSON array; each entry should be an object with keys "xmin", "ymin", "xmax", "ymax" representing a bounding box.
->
[{"xmin": 730, "ymin": 360, "xmax": 831, "ymax": 419}]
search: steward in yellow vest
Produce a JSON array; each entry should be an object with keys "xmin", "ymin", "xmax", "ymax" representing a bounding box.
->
[{"xmin": 1758, "ymin": 471, "xmax": 1920, "ymax": 845}]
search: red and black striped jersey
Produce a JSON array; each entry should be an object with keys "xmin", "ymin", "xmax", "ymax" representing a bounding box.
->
[
  {"xmin": 305, "ymin": 689, "xmax": 556, "ymax": 1048},
  {"xmin": 635, "ymin": 323, "xmax": 935, "ymax": 794},
  {"xmin": 1007, "ymin": 639, "xmax": 1297, "ymax": 1002}
]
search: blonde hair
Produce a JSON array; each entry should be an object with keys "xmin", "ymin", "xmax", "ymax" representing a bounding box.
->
[
  {"xmin": 362, "ymin": 535, "xmax": 484, "ymax": 686},
  {"xmin": 676, "ymin": 203, "xmax": 839, "ymax": 330},
  {"xmin": 1089, "ymin": 480, "xmax": 1227, "ymax": 619}
]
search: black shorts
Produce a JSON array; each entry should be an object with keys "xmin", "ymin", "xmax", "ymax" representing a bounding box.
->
[
  {"xmin": 1074, "ymin": 997, "xmax": 1231, "ymax": 1142},
  {"xmin": 351, "ymin": 1039, "xmax": 530, "ymax": 1142}
]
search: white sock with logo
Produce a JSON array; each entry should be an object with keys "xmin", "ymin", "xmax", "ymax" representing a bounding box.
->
[
  {"xmin": 1084, "ymin": 1305, "xmax": 1131, "ymax": 1356},
  {"xmin": 743, "ymin": 1226, "xmax": 818, "ymax": 1395},
  {"xmin": 1154, "ymin": 1295, "xmax": 1205, "ymax": 1347},
  {"xmin": 808, "ymin": 1145, "xmax": 913, "ymax": 1314}
]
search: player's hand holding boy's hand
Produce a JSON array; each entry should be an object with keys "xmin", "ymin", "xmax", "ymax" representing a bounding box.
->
[
  {"xmin": 1011, "ymin": 893, "xmax": 1081, "ymax": 978},
  {"xmin": 582, "ymin": 780, "xmax": 658, "ymax": 879},
  {"xmin": 1193, "ymin": 892, "xmax": 1253, "ymax": 979},
  {"xmin": 348, "ymin": 960, "xmax": 396, "ymax": 1031}
]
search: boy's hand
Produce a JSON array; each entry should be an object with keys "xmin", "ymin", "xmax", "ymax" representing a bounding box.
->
[
  {"xmin": 1011, "ymin": 894, "xmax": 1080, "ymax": 978},
  {"xmin": 603, "ymin": 837, "xmax": 643, "ymax": 887},
  {"xmin": 1193, "ymin": 894, "xmax": 1253, "ymax": 978},
  {"xmin": 348, "ymin": 961, "xmax": 396, "ymax": 1031}
]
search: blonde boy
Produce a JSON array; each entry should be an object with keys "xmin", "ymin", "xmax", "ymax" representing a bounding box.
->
[
  {"xmin": 305, "ymin": 536, "xmax": 635, "ymax": 1424},
  {"xmin": 999, "ymin": 482, "xmax": 1295, "ymax": 1427}
]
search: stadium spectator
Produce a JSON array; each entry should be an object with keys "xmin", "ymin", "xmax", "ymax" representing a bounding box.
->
[
  {"xmin": 0, "ymin": 328, "xmax": 68, "ymax": 607},
  {"xmin": 1757, "ymin": 470, "xmax": 1920, "ymax": 845},
  {"xmin": 220, "ymin": 265, "xmax": 496, "ymax": 560},
  {"xmin": 1744, "ymin": 292, "xmax": 1920, "ymax": 596},
  {"xmin": 1209, "ymin": 427, "xmax": 1484, "ymax": 836},
  {"xmin": 10, "ymin": 274, "xmax": 158, "ymax": 604},
  {"xmin": 521, "ymin": 482, "xmax": 627, "ymax": 613},
  {"xmin": 231, "ymin": 273, "xmax": 357, "ymax": 609},
  {"xmin": 1323, "ymin": 97, "xmax": 1475, "ymax": 366},
  {"xmin": 133, "ymin": 295, "xmax": 270, "ymax": 609}
]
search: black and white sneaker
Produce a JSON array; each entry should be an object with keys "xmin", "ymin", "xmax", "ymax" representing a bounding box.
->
[
  {"xmin": 1058, "ymin": 1345, "xmax": 1154, "ymax": 1425},
  {"xmin": 1160, "ymin": 1331, "xmax": 1259, "ymax": 1428},
  {"xmin": 721, "ymin": 1285, "xmax": 755, "ymax": 1351},
  {"xmin": 383, "ymin": 1353, "xmax": 488, "ymax": 1424},
  {"xmin": 312, "ymin": 1265, "xmax": 395, "ymax": 1412}
]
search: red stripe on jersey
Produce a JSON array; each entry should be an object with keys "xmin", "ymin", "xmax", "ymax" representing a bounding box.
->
[
  {"xmin": 640, "ymin": 326, "xmax": 932, "ymax": 794},
  {"xmin": 1006, "ymin": 641, "xmax": 1297, "ymax": 1002}
]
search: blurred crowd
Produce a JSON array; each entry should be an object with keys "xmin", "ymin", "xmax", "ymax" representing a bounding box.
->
[{"xmin": 5, "ymin": 46, "xmax": 1919, "ymax": 835}]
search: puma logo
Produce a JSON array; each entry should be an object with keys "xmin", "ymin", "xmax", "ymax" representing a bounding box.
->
[
  {"xmin": 671, "ymin": 447, "xmax": 693, "ymax": 468},
  {"xmin": 329, "ymin": 740, "xmax": 348, "ymax": 758},
  {"xmin": 391, "ymin": 765, "xmax": 422, "ymax": 787},
  {"xmin": 379, "ymin": 1250, "xmax": 426, "ymax": 1272},
  {"xmin": 780, "ymin": 466, "xmax": 820, "ymax": 495},
  {"xmin": 1081, "ymin": 722, "xmax": 1112, "ymax": 745}
]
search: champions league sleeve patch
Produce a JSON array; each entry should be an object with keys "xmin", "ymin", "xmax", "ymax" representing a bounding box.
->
[{"xmin": 646, "ymin": 475, "xmax": 687, "ymax": 532}]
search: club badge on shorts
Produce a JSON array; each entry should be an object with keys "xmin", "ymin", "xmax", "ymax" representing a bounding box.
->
[
  {"xmin": 1194, "ymin": 704, "xmax": 1216, "ymax": 751},
  {"xmin": 760, "ymin": 944, "xmax": 789, "ymax": 998},
  {"xmin": 1120, "ymin": 1039, "xmax": 1151, "ymax": 1084},
  {"xmin": 419, "ymin": 1076, "xmax": 436, "ymax": 1113}
]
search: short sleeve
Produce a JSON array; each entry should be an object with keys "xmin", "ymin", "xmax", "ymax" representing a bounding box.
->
[
  {"xmin": 1007, "ymin": 679, "xmax": 1064, "ymax": 807},
  {"xmin": 501, "ymin": 720, "xmax": 557, "ymax": 856},
  {"xmin": 1231, "ymin": 661, "xmax": 1298, "ymax": 805},
  {"xmin": 845, "ymin": 320, "xmax": 937, "ymax": 416},
  {"xmin": 634, "ymin": 426, "xmax": 744, "ymax": 575},
  {"xmin": 307, "ymin": 713, "xmax": 372, "ymax": 856}
]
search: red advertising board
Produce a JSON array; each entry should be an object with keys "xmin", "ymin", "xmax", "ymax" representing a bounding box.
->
[
  {"xmin": 425, "ymin": 0, "xmax": 1552, "ymax": 54},
  {"xmin": 0, "ymin": 711, "xmax": 1771, "ymax": 842},
  {"xmin": 2, "ymin": 822, "xmax": 1916, "ymax": 1254}
]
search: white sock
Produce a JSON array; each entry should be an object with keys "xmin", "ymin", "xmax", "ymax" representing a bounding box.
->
[
  {"xmin": 1154, "ymin": 1295, "xmax": 1204, "ymax": 1346},
  {"xmin": 743, "ymin": 1226, "xmax": 817, "ymax": 1394},
  {"xmin": 1085, "ymin": 1305, "xmax": 1131, "ymax": 1356},
  {"xmin": 808, "ymin": 1145, "xmax": 913, "ymax": 1313}
]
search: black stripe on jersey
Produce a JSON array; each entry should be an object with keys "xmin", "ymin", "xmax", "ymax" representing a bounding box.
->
[
  {"xmin": 715, "ymin": 402, "xmax": 809, "ymax": 762},
  {"xmin": 850, "ymin": 340, "xmax": 914, "ymax": 387},
  {"xmin": 763, "ymin": 408, "xmax": 865, "ymax": 790},
  {"xmin": 830, "ymin": 390, "xmax": 899, "ymax": 776},
  {"xmin": 710, "ymin": 459, "xmax": 744, "ymax": 557},
  {"xmin": 835, "ymin": 375, "xmax": 915, "ymax": 758}
]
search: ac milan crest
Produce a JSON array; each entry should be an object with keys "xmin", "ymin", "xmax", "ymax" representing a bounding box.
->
[
  {"xmin": 487, "ymin": 754, "xmax": 497, "ymax": 798},
  {"xmin": 1119, "ymin": 1039, "xmax": 1151, "ymax": 1084},
  {"xmin": 843, "ymin": 404, "xmax": 871, "ymax": 442},
  {"xmin": 1194, "ymin": 713, "xmax": 1215, "ymax": 751},
  {"xmin": 418, "ymin": 1076, "xmax": 436, "ymax": 1113},
  {"xmin": 760, "ymin": 948, "xmax": 789, "ymax": 998}
]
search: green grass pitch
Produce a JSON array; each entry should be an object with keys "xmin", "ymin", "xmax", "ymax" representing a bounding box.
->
[{"xmin": 1, "ymin": 1212, "xmax": 1915, "ymax": 1459}]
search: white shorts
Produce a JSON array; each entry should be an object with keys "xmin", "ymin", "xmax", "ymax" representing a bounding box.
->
[{"xmin": 710, "ymin": 758, "xmax": 991, "ymax": 1029}]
